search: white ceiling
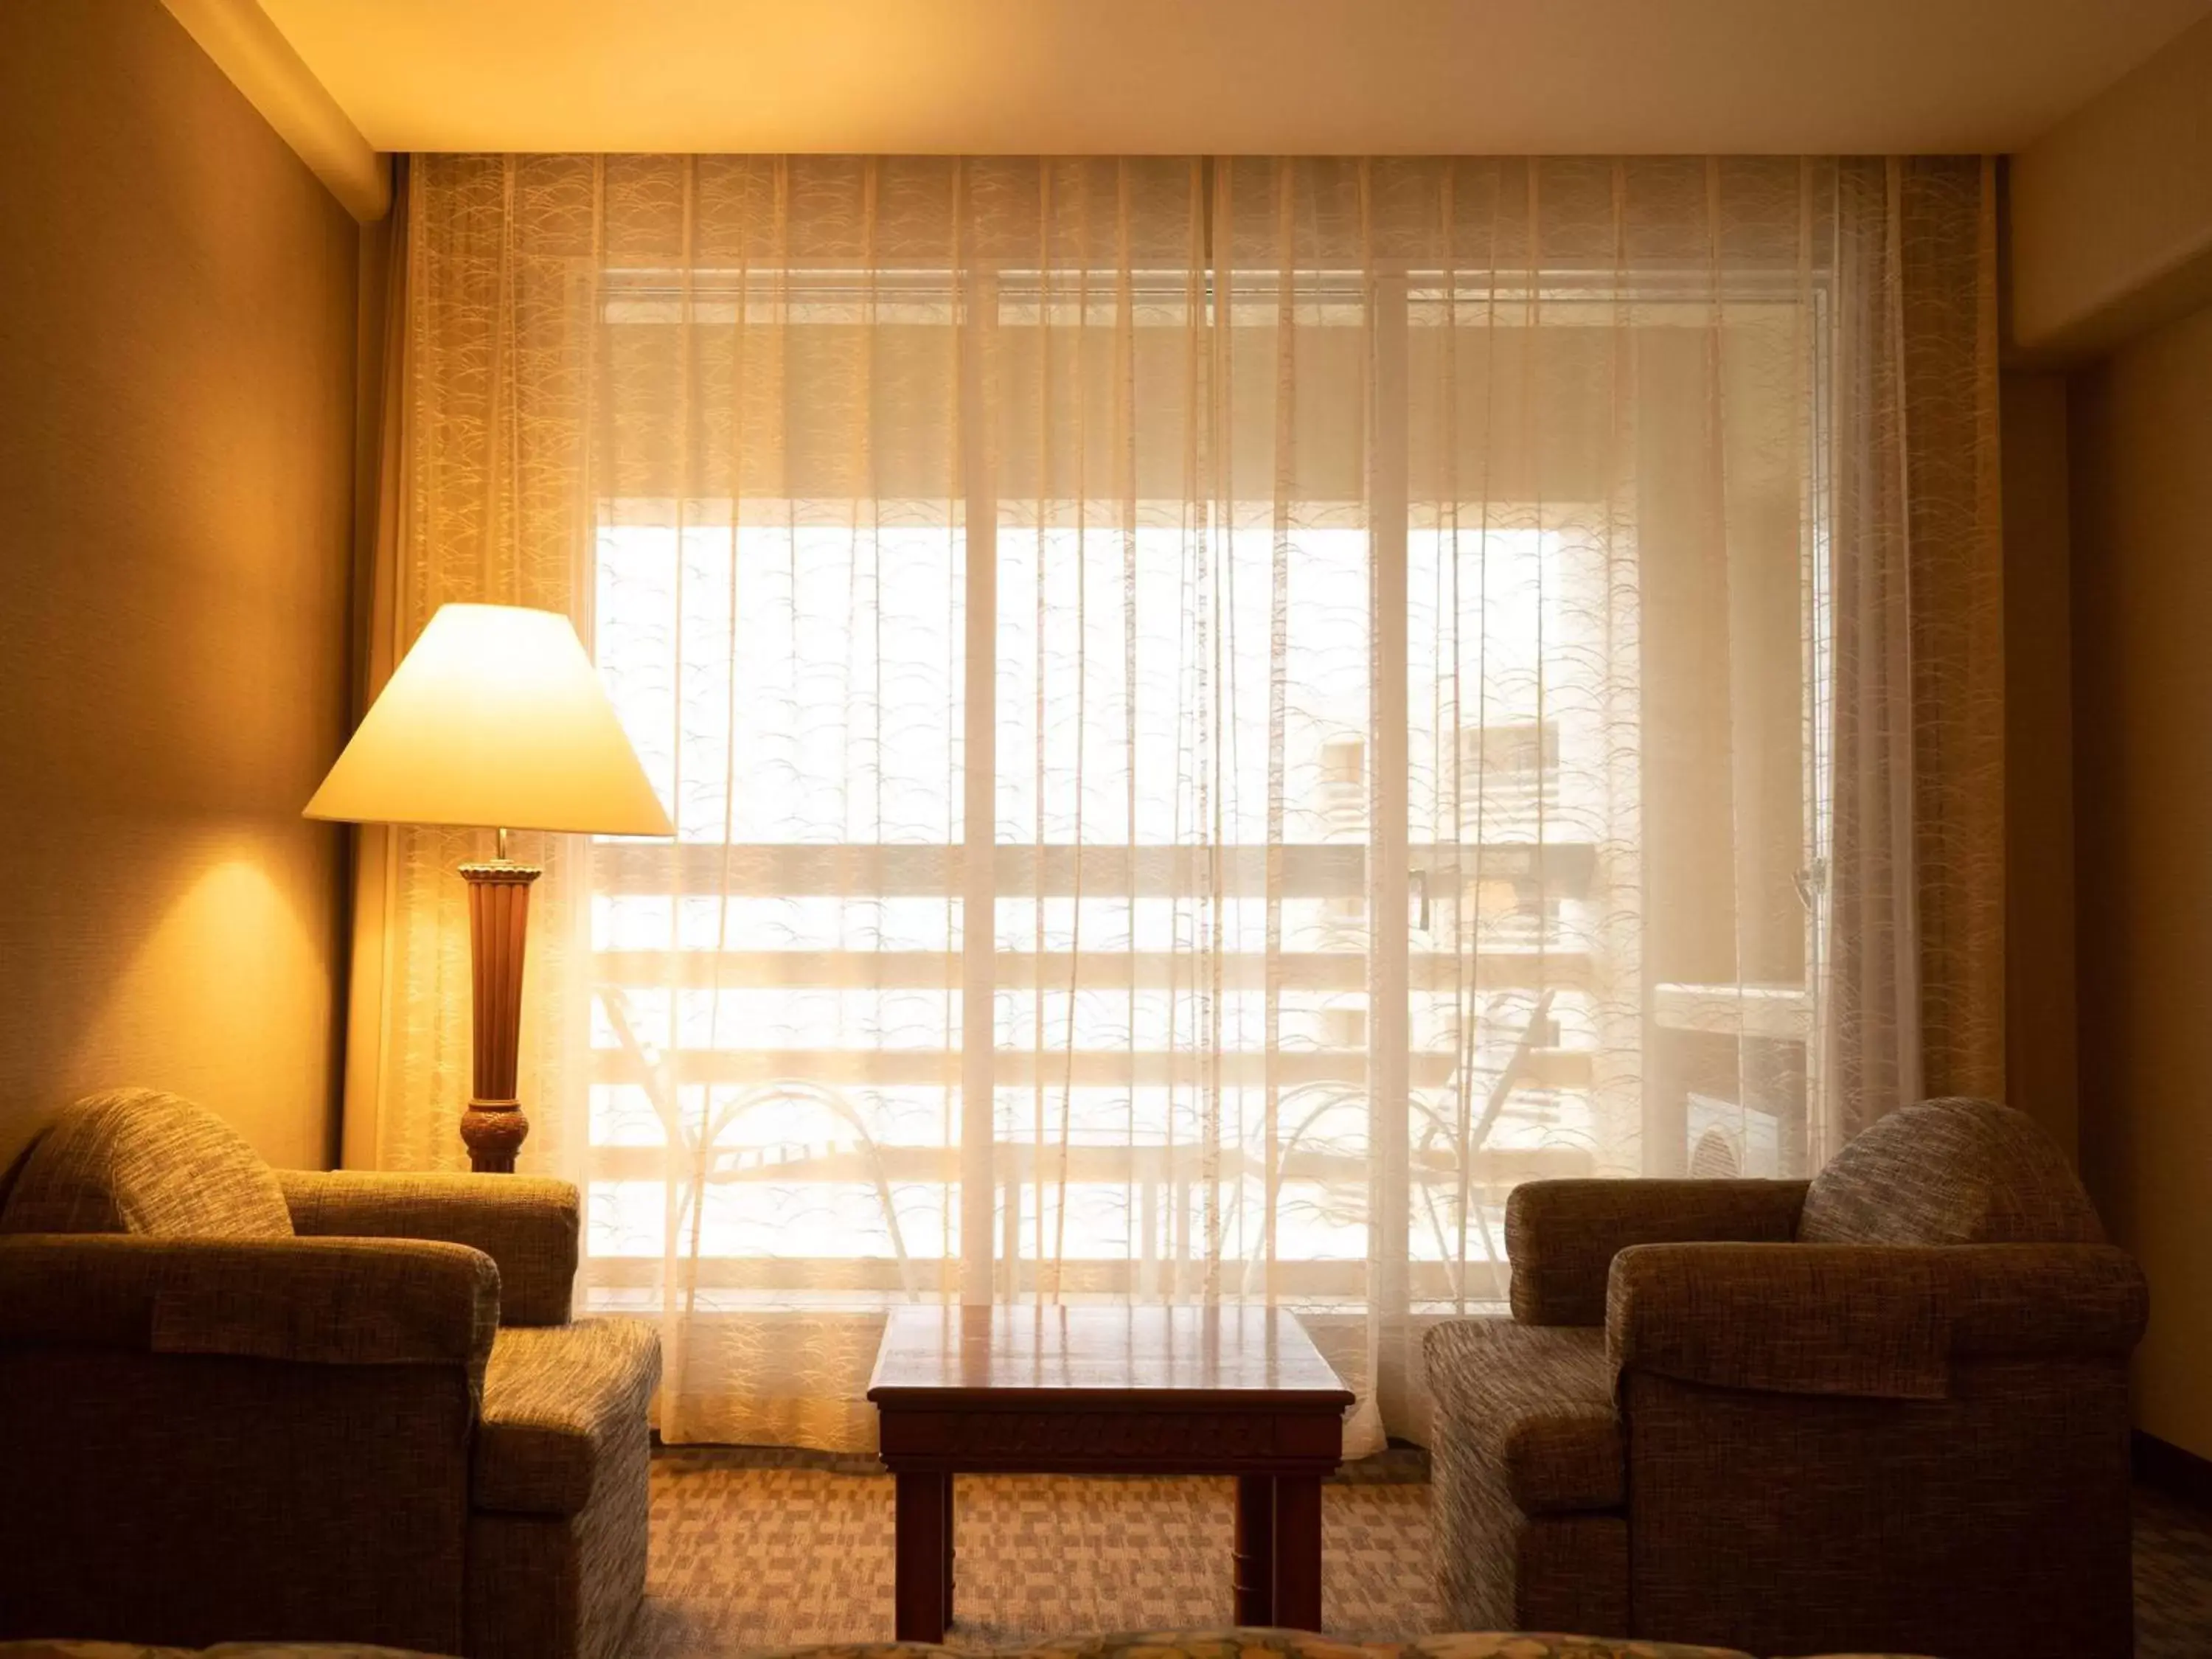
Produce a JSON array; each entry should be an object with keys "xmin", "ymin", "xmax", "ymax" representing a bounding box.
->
[{"xmin": 258, "ymin": 0, "xmax": 2212, "ymax": 157}]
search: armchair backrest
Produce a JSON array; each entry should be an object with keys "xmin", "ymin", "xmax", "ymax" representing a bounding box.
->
[
  {"xmin": 0, "ymin": 1088, "xmax": 292, "ymax": 1239},
  {"xmin": 1796, "ymin": 1096, "xmax": 2103, "ymax": 1247}
]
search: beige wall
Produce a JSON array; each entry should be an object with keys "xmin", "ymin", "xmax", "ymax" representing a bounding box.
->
[
  {"xmin": 2006, "ymin": 2, "xmax": 2212, "ymax": 1456},
  {"xmin": 2070, "ymin": 300, "xmax": 2212, "ymax": 1458},
  {"xmin": 2009, "ymin": 10, "xmax": 2212, "ymax": 358},
  {"xmin": 2000, "ymin": 372, "xmax": 2079, "ymax": 1159},
  {"xmin": 0, "ymin": 0, "xmax": 357, "ymax": 1172}
]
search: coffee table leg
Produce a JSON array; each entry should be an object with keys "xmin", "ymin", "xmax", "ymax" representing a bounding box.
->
[
  {"xmin": 894, "ymin": 1470, "xmax": 949, "ymax": 1641},
  {"xmin": 1234, "ymin": 1474, "xmax": 1277, "ymax": 1624},
  {"xmin": 942, "ymin": 1472, "xmax": 956, "ymax": 1620},
  {"xmin": 1271, "ymin": 1473, "xmax": 1323, "ymax": 1631}
]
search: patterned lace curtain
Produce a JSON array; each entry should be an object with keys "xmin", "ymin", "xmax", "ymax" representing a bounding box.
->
[{"xmin": 347, "ymin": 154, "xmax": 2000, "ymax": 1450}]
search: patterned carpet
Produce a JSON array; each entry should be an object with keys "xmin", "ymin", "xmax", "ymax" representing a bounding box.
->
[
  {"xmin": 2134, "ymin": 1485, "xmax": 2212, "ymax": 1658},
  {"xmin": 634, "ymin": 1447, "xmax": 2212, "ymax": 1658}
]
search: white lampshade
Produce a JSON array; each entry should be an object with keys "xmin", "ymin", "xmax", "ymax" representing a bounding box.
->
[{"xmin": 305, "ymin": 603, "xmax": 674, "ymax": 837}]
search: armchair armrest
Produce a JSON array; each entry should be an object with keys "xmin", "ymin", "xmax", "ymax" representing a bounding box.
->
[
  {"xmin": 1931, "ymin": 1242, "xmax": 2149, "ymax": 1359},
  {"xmin": 0, "ymin": 1233, "xmax": 498, "ymax": 1392},
  {"xmin": 1506, "ymin": 1178, "xmax": 1809, "ymax": 1325},
  {"xmin": 1606, "ymin": 1241, "xmax": 2147, "ymax": 1401},
  {"xmin": 278, "ymin": 1168, "xmax": 578, "ymax": 1325}
]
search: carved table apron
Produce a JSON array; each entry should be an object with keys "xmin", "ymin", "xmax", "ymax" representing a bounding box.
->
[{"xmin": 867, "ymin": 1305, "xmax": 1353, "ymax": 1642}]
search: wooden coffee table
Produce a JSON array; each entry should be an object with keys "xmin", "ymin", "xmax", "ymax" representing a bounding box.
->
[{"xmin": 867, "ymin": 1304, "xmax": 1353, "ymax": 1641}]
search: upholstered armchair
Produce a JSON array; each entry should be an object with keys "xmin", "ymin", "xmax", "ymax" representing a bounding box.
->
[
  {"xmin": 0, "ymin": 1089, "xmax": 659, "ymax": 1659},
  {"xmin": 1424, "ymin": 1096, "xmax": 2147, "ymax": 1659}
]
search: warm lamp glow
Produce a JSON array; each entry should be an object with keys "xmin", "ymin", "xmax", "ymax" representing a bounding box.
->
[
  {"xmin": 305, "ymin": 603, "xmax": 670, "ymax": 1173},
  {"xmin": 305, "ymin": 603, "xmax": 672, "ymax": 838}
]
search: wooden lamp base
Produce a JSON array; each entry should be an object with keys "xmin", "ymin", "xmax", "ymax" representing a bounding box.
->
[{"xmin": 458, "ymin": 858, "xmax": 541, "ymax": 1172}]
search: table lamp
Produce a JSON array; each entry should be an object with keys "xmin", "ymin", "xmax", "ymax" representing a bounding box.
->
[{"xmin": 305, "ymin": 602, "xmax": 672, "ymax": 1171}]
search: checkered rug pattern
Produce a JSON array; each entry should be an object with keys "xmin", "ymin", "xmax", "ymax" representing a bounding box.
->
[{"xmin": 631, "ymin": 1447, "xmax": 2212, "ymax": 1658}]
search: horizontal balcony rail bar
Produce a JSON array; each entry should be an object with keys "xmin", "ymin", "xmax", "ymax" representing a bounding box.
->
[
  {"xmin": 581, "ymin": 1140, "xmax": 1596, "ymax": 1187},
  {"xmin": 588, "ymin": 1046, "xmax": 1596, "ymax": 1090},
  {"xmin": 577, "ymin": 1254, "xmax": 1512, "ymax": 1299},
  {"xmin": 1651, "ymin": 979, "xmax": 1815, "ymax": 1040},
  {"xmin": 591, "ymin": 947, "xmax": 1593, "ymax": 992},
  {"xmin": 591, "ymin": 840, "xmax": 1600, "ymax": 897}
]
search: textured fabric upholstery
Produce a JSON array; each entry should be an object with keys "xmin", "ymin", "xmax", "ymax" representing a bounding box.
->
[
  {"xmin": 1941, "ymin": 1242, "xmax": 2153, "ymax": 1357},
  {"xmin": 1797, "ymin": 1096, "xmax": 2104, "ymax": 1245},
  {"xmin": 732, "ymin": 1634, "xmax": 1901, "ymax": 1659},
  {"xmin": 0, "ymin": 1636, "xmax": 1941, "ymax": 1659},
  {"xmin": 0, "ymin": 1234, "xmax": 498, "ymax": 1389},
  {"xmin": 1624, "ymin": 1357, "xmax": 2135, "ymax": 1659},
  {"xmin": 1504, "ymin": 1179, "xmax": 1807, "ymax": 1326},
  {"xmin": 1387, "ymin": 1642, "xmax": 1742, "ymax": 1659},
  {"xmin": 1012, "ymin": 1634, "xmax": 1759, "ymax": 1659},
  {"xmin": 279, "ymin": 1169, "xmax": 580, "ymax": 1326},
  {"xmin": 0, "ymin": 1089, "xmax": 291, "ymax": 1238},
  {"xmin": 1423, "ymin": 1318, "xmax": 1627, "ymax": 1634},
  {"xmin": 467, "ymin": 1324, "xmax": 657, "ymax": 1659},
  {"xmin": 0, "ymin": 1093, "xmax": 654, "ymax": 1659},
  {"xmin": 0, "ymin": 1342, "xmax": 476, "ymax": 1652},
  {"xmin": 0, "ymin": 1647, "xmax": 462, "ymax": 1658},
  {"xmin": 1607, "ymin": 1244, "xmax": 1951, "ymax": 1399},
  {"xmin": 474, "ymin": 1319, "xmax": 663, "ymax": 1514},
  {"xmin": 1427, "ymin": 1098, "xmax": 2146, "ymax": 1659},
  {"xmin": 1607, "ymin": 1239, "xmax": 2149, "ymax": 1399},
  {"xmin": 1426, "ymin": 1320, "xmax": 1623, "ymax": 1512},
  {"xmin": 0, "ymin": 1234, "xmax": 492, "ymax": 1652},
  {"xmin": 467, "ymin": 1500, "xmax": 646, "ymax": 1659}
]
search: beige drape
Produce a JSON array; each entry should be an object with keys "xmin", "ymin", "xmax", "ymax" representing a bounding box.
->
[
  {"xmin": 343, "ymin": 154, "xmax": 2001, "ymax": 1450},
  {"xmin": 338, "ymin": 151, "xmax": 410, "ymax": 1174}
]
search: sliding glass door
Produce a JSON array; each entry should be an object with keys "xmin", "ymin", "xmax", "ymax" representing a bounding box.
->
[{"xmin": 507, "ymin": 156, "xmax": 1840, "ymax": 1445}]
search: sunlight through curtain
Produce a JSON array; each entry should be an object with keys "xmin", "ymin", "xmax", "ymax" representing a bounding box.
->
[{"xmin": 352, "ymin": 154, "xmax": 2001, "ymax": 1450}]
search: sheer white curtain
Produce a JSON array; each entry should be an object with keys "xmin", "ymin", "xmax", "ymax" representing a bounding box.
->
[{"xmin": 349, "ymin": 154, "xmax": 2001, "ymax": 1450}]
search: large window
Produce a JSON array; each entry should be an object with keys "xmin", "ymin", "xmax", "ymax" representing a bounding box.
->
[
  {"xmin": 579, "ymin": 261, "xmax": 1823, "ymax": 1321},
  {"xmin": 385, "ymin": 152, "xmax": 2002, "ymax": 1450}
]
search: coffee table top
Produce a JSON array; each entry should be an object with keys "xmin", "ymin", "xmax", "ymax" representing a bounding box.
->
[{"xmin": 866, "ymin": 1304, "xmax": 1353, "ymax": 1406}]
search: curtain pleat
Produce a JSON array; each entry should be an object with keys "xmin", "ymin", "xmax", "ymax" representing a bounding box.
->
[
  {"xmin": 338, "ymin": 154, "xmax": 412, "ymax": 1172},
  {"xmin": 1823, "ymin": 157, "xmax": 2006, "ymax": 1160},
  {"xmin": 349, "ymin": 153, "xmax": 2001, "ymax": 1451}
]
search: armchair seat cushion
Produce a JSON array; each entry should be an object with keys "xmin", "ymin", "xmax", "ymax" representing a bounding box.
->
[
  {"xmin": 473, "ymin": 1318, "xmax": 661, "ymax": 1517},
  {"xmin": 1426, "ymin": 1318, "xmax": 1622, "ymax": 1513}
]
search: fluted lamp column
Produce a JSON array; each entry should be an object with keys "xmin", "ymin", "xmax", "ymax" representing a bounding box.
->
[{"xmin": 305, "ymin": 603, "xmax": 672, "ymax": 1172}]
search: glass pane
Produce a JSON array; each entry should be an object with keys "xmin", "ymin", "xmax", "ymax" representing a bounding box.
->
[{"xmin": 588, "ymin": 507, "xmax": 966, "ymax": 1308}]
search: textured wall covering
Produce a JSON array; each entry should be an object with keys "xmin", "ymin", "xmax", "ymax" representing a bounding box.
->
[
  {"xmin": 2072, "ymin": 299, "xmax": 2212, "ymax": 1461},
  {"xmin": 0, "ymin": 0, "xmax": 357, "ymax": 1171}
]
